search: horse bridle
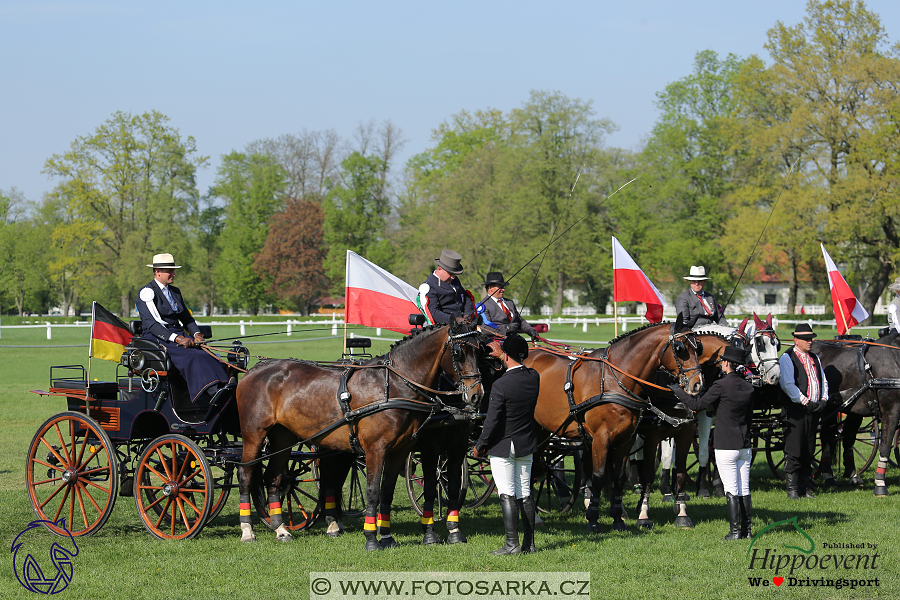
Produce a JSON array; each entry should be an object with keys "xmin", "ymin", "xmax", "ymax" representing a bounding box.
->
[
  {"xmin": 748, "ymin": 329, "xmax": 780, "ymax": 385},
  {"xmin": 441, "ymin": 327, "xmax": 483, "ymax": 406},
  {"xmin": 661, "ymin": 331, "xmax": 705, "ymax": 392}
]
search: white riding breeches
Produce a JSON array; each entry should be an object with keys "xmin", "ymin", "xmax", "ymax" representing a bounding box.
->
[{"xmin": 714, "ymin": 448, "xmax": 752, "ymax": 496}]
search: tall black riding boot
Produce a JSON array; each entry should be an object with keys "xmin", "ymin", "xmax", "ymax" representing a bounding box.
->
[
  {"xmin": 696, "ymin": 465, "xmax": 710, "ymax": 498},
  {"xmin": 739, "ymin": 495, "xmax": 753, "ymax": 539},
  {"xmin": 723, "ymin": 493, "xmax": 741, "ymax": 540},
  {"xmin": 785, "ymin": 473, "xmax": 800, "ymax": 500},
  {"xmin": 491, "ymin": 494, "xmax": 521, "ymax": 555},
  {"xmin": 518, "ymin": 496, "xmax": 537, "ymax": 553}
]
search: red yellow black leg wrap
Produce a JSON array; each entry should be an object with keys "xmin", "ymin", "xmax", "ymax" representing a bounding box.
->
[{"xmin": 239, "ymin": 494, "xmax": 252, "ymax": 524}]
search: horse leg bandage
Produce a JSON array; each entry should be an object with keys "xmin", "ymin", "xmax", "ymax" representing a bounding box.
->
[
  {"xmin": 239, "ymin": 494, "xmax": 252, "ymax": 524},
  {"xmin": 324, "ymin": 494, "xmax": 338, "ymax": 517},
  {"xmin": 267, "ymin": 493, "xmax": 283, "ymax": 528},
  {"xmin": 377, "ymin": 511, "xmax": 391, "ymax": 538},
  {"xmin": 445, "ymin": 510, "xmax": 459, "ymax": 531}
]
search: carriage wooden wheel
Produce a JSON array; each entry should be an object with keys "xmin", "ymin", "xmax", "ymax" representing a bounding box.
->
[
  {"xmin": 26, "ymin": 412, "xmax": 119, "ymax": 537},
  {"xmin": 341, "ymin": 455, "xmax": 367, "ymax": 518},
  {"xmin": 464, "ymin": 452, "xmax": 495, "ymax": 509},
  {"xmin": 765, "ymin": 413, "xmax": 880, "ymax": 481},
  {"xmin": 251, "ymin": 446, "xmax": 321, "ymax": 531},
  {"xmin": 134, "ymin": 434, "xmax": 213, "ymax": 540},
  {"xmin": 205, "ymin": 432, "xmax": 240, "ymax": 524},
  {"xmin": 532, "ymin": 439, "xmax": 583, "ymax": 514},
  {"xmin": 405, "ymin": 451, "xmax": 467, "ymax": 520}
]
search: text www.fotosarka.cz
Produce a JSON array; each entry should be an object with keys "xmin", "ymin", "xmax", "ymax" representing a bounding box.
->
[{"xmin": 310, "ymin": 572, "xmax": 591, "ymax": 599}]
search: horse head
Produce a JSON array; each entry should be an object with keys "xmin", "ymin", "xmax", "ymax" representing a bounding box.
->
[
  {"xmin": 747, "ymin": 312, "xmax": 781, "ymax": 386},
  {"xmin": 441, "ymin": 317, "xmax": 484, "ymax": 408},
  {"xmin": 661, "ymin": 313, "xmax": 705, "ymax": 396}
]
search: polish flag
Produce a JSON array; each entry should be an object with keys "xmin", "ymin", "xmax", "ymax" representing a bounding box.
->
[
  {"xmin": 612, "ymin": 236, "xmax": 668, "ymax": 323},
  {"xmin": 345, "ymin": 250, "xmax": 420, "ymax": 334},
  {"xmin": 821, "ymin": 244, "xmax": 869, "ymax": 335}
]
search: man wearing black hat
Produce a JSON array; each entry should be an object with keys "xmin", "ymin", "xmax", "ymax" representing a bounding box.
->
[
  {"xmin": 474, "ymin": 334, "xmax": 540, "ymax": 555},
  {"xmin": 419, "ymin": 249, "xmax": 475, "ymax": 324},
  {"xmin": 887, "ymin": 276, "xmax": 900, "ymax": 333},
  {"xmin": 137, "ymin": 253, "xmax": 230, "ymax": 411},
  {"xmin": 671, "ymin": 345, "xmax": 755, "ymax": 540},
  {"xmin": 778, "ymin": 324, "xmax": 829, "ymax": 499},
  {"xmin": 479, "ymin": 272, "xmax": 537, "ymax": 339}
]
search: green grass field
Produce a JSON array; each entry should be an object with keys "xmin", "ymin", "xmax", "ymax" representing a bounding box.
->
[{"xmin": 1, "ymin": 322, "xmax": 898, "ymax": 600}]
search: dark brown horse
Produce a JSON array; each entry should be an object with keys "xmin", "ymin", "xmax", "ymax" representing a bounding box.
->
[
  {"xmin": 814, "ymin": 332, "xmax": 900, "ymax": 495},
  {"xmin": 234, "ymin": 319, "xmax": 484, "ymax": 549},
  {"xmin": 524, "ymin": 317, "xmax": 704, "ymax": 533},
  {"xmin": 632, "ymin": 331, "xmax": 733, "ymax": 529}
]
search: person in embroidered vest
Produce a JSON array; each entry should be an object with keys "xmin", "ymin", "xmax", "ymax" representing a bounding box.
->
[
  {"xmin": 479, "ymin": 272, "xmax": 538, "ymax": 340},
  {"xmin": 419, "ymin": 249, "xmax": 475, "ymax": 324},
  {"xmin": 137, "ymin": 253, "xmax": 230, "ymax": 406},
  {"xmin": 675, "ymin": 266, "xmax": 728, "ymax": 327},
  {"xmin": 778, "ymin": 323, "xmax": 828, "ymax": 499},
  {"xmin": 473, "ymin": 334, "xmax": 540, "ymax": 555},
  {"xmin": 670, "ymin": 345, "xmax": 755, "ymax": 540}
]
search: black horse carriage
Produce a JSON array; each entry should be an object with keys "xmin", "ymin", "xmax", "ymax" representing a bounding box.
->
[{"xmin": 25, "ymin": 321, "xmax": 275, "ymax": 540}]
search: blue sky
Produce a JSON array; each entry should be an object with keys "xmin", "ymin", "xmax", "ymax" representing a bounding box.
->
[{"xmin": 3, "ymin": 1, "xmax": 899, "ymax": 203}]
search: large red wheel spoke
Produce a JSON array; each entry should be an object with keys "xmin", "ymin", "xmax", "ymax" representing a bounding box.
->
[
  {"xmin": 52, "ymin": 423, "xmax": 72, "ymax": 465},
  {"xmin": 39, "ymin": 436, "xmax": 69, "ymax": 469}
]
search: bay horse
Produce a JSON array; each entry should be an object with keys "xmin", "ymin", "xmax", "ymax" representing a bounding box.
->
[
  {"xmin": 813, "ymin": 332, "xmax": 900, "ymax": 495},
  {"xmin": 632, "ymin": 331, "xmax": 733, "ymax": 529},
  {"xmin": 523, "ymin": 316, "xmax": 704, "ymax": 533},
  {"xmin": 234, "ymin": 319, "xmax": 484, "ymax": 549}
]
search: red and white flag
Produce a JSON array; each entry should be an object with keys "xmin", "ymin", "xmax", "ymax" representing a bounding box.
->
[
  {"xmin": 612, "ymin": 237, "xmax": 668, "ymax": 323},
  {"xmin": 345, "ymin": 250, "xmax": 419, "ymax": 334},
  {"xmin": 821, "ymin": 243, "xmax": 869, "ymax": 335}
]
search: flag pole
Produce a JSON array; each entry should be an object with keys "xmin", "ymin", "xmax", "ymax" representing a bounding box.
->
[
  {"xmin": 86, "ymin": 302, "xmax": 95, "ymax": 418},
  {"xmin": 834, "ymin": 293, "xmax": 849, "ymax": 336},
  {"xmin": 612, "ymin": 237, "xmax": 618, "ymax": 338},
  {"xmin": 343, "ymin": 251, "xmax": 350, "ymax": 352}
]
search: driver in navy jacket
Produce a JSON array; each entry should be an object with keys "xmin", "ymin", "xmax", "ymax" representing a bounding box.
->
[{"xmin": 137, "ymin": 253, "xmax": 229, "ymax": 404}]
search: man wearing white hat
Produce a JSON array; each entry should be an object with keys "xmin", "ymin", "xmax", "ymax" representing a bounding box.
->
[
  {"xmin": 675, "ymin": 266, "xmax": 728, "ymax": 327},
  {"xmin": 137, "ymin": 253, "xmax": 229, "ymax": 406},
  {"xmin": 887, "ymin": 277, "xmax": 900, "ymax": 334}
]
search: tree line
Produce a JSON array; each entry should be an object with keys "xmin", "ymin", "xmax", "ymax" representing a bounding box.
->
[{"xmin": 2, "ymin": 1, "xmax": 898, "ymax": 321}]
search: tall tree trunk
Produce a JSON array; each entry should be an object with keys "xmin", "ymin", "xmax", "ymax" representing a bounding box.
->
[
  {"xmin": 121, "ymin": 293, "xmax": 130, "ymax": 317},
  {"xmin": 862, "ymin": 259, "xmax": 893, "ymax": 323},
  {"xmin": 787, "ymin": 253, "xmax": 798, "ymax": 314},
  {"xmin": 553, "ymin": 271, "xmax": 565, "ymax": 316}
]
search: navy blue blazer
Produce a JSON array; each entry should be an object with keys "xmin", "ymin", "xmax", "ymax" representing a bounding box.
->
[
  {"xmin": 423, "ymin": 272, "xmax": 473, "ymax": 324},
  {"xmin": 137, "ymin": 280, "xmax": 200, "ymax": 341}
]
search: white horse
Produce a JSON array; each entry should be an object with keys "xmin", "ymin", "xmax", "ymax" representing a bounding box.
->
[{"xmin": 691, "ymin": 313, "xmax": 781, "ymax": 497}]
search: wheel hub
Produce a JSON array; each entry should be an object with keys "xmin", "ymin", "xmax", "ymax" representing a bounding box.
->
[
  {"xmin": 163, "ymin": 482, "xmax": 178, "ymax": 496},
  {"xmin": 61, "ymin": 468, "xmax": 77, "ymax": 485}
]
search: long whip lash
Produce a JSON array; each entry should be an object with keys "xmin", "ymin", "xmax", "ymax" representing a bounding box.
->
[{"xmin": 722, "ymin": 158, "xmax": 801, "ymax": 312}]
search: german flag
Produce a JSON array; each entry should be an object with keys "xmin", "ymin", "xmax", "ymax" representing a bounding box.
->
[{"xmin": 90, "ymin": 302, "xmax": 133, "ymax": 362}]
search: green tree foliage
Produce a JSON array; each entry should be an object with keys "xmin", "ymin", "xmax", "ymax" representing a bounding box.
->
[
  {"xmin": 254, "ymin": 198, "xmax": 329, "ymax": 314},
  {"xmin": 42, "ymin": 111, "xmax": 207, "ymax": 315},
  {"xmin": 0, "ymin": 189, "xmax": 51, "ymax": 315},
  {"xmin": 322, "ymin": 152, "xmax": 394, "ymax": 292},
  {"xmin": 212, "ymin": 152, "xmax": 285, "ymax": 314}
]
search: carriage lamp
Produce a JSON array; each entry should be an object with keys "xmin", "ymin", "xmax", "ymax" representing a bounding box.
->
[
  {"xmin": 229, "ymin": 341, "xmax": 249, "ymax": 370},
  {"xmin": 127, "ymin": 349, "xmax": 145, "ymax": 371}
]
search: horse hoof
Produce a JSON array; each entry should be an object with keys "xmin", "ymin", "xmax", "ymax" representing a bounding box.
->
[
  {"xmin": 586, "ymin": 523, "xmax": 603, "ymax": 534},
  {"xmin": 697, "ymin": 489, "xmax": 710, "ymax": 499},
  {"xmin": 675, "ymin": 516, "xmax": 694, "ymax": 529},
  {"xmin": 423, "ymin": 532, "xmax": 443, "ymax": 545},
  {"xmin": 241, "ymin": 536, "xmax": 256, "ymax": 543},
  {"xmin": 849, "ymin": 474, "xmax": 864, "ymax": 487},
  {"xmin": 446, "ymin": 530, "xmax": 467, "ymax": 544},
  {"xmin": 380, "ymin": 536, "xmax": 400, "ymax": 549},
  {"xmin": 636, "ymin": 519, "xmax": 653, "ymax": 530},
  {"xmin": 822, "ymin": 477, "xmax": 838, "ymax": 488},
  {"xmin": 662, "ymin": 493, "xmax": 673, "ymax": 503},
  {"xmin": 276, "ymin": 533, "xmax": 293, "ymax": 543},
  {"xmin": 365, "ymin": 540, "xmax": 383, "ymax": 551},
  {"xmin": 874, "ymin": 486, "xmax": 888, "ymax": 497},
  {"xmin": 612, "ymin": 521, "xmax": 628, "ymax": 533},
  {"xmin": 326, "ymin": 530, "xmax": 343, "ymax": 538}
]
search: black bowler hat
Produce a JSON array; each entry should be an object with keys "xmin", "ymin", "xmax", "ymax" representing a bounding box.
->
[
  {"xmin": 792, "ymin": 324, "xmax": 817, "ymax": 340},
  {"xmin": 501, "ymin": 333, "xmax": 529, "ymax": 363},
  {"xmin": 721, "ymin": 345, "xmax": 748, "ymax": 366},
  {"xmin": 484, "ymin": 272, "xmax": 508, "ymax": 288}
]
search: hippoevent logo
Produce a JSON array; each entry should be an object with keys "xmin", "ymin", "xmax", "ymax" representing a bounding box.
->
[
  {"xmin": 10, "ymin": 519, "xmax": 79, "ymax": 594},
  {"xmin": 745, "ymin": 517, "xmax": 880, "ymax": 591}
]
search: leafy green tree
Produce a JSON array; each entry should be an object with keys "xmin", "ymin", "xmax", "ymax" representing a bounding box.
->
[
  {"xmin": 0, "ymin": 189, "xmax": 51, "ymax": 315},
  {"xmin": 212, "ymin": 152, "xmax": 285, "ymax": 313},
  {"xmin": 322, "ymin": 152, "xmax": 394, "ymax": 292},
  {"xmin": 43, "ymin": 111, "xmax": 208, "ymax": 314}
]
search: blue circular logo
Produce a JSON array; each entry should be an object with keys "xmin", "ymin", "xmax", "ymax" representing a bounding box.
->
[{"xmin": 11, "ymin": 519, "xmax": 79, "ymax": 594}]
